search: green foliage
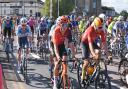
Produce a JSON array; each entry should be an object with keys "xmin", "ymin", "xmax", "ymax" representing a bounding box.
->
[
  {"xmin": 41, "ymin": 0, "xmax": 75, "ymax": 18},
  {"xmin": 120, "ymin": 10, "xmax": 128, "ymax": 17}
]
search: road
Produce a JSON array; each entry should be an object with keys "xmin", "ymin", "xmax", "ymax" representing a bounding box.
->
[{"xmin": 0, "ymin": 35, "xmax": 127, "ymax": 89}]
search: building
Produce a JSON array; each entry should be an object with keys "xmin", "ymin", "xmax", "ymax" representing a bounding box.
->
[
  {"xmin": 102, "ymin": 6, "xmax": 116, "ymax": 16},
  {"xmin": 0, "ymin": 0, "xmax": 43, "ymax": 17},
  {"xmin": 76, "ymin": 0, "xmax": 101, "ymax": 16}
]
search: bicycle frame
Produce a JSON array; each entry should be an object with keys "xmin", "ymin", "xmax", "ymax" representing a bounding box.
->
[
  {"xmin": 57, "ymin": 60, "xmax": 72, "ymax": 89},
  {"xmin": 21, "ymin": 46, "xmax": 28, "ymax": 83}
]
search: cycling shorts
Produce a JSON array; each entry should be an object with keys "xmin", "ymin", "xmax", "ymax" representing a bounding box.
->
[
  {"xmin": 81, "ymin": 42, "xmax": 100, "ymax": 60},
  {"xmin": 51, "ymin": 42, "xmax": 67, "ymax": 58},
  {"xmin": 18, "ymin": 37, "xmax": 30, "ymax": 49}
]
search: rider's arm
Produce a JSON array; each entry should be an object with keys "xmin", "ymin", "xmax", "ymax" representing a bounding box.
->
[
  {"xmin": 52, "ymin": 29, "xmax": 61, "ymax": 59},
  {"xmin": 54, "ymin": 44, "xmax": 60, "ymax": 59},
  {"xmin": 88, "ymin": 35, "xmax": 95, "ymax": 57},
  {"xmin": 100, "ymin": 31, "xmax": 109, "ymax": 56},
  {"xmin": 2, "ymin": 21, "xmax": 5, "ymax": 34}
]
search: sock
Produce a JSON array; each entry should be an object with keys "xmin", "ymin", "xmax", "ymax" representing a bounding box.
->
[
  {"xmin": 53, "ymin": 76, "xmax": 59, "ymax": 87},
  {"xmin": 81, "ymin": 67, "xmax": 86, "ymax": 80}
]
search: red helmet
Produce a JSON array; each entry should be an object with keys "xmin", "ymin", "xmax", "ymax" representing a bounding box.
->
[{"xmin": 60, "ymin": 16, "xmax": 68, "ymax": 24}]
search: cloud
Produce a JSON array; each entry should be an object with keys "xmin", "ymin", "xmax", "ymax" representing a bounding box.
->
[{"xmin": 102, "ymin": 0, "xmax": 128, "ymax": 13}]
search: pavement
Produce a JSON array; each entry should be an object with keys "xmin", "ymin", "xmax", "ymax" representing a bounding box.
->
[{"xmin": 0, "ymin": 35, "xmax": 128, "ymax": 89}]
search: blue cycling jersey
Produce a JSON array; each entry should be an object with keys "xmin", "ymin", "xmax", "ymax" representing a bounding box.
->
[
  {"xmin": 16, "ymin": 25, "xmax": 32, "ymax": 48},
  {"xmin": 16, "ymin": 25, "xmax": 32, "ymax": 37}
]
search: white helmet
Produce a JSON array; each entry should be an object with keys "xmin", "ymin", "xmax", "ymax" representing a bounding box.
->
[
  {"xmin": 20, "ymin": 17, "xmax": 27, "ymax": 24},
  {"xmin": 56, "ymin": 16, "xmax": 61, "ymax": 24},
  {"xmin": 41, "ymin": 17, "xmax": 45, "ymax": 21},
  {"xmin": 5, "ymin": 16, "xmax": 10, "ymax": 20},
  {"xmin": 98, "ymin": 13, "xmax": 107, "ymax": 22},
  {"xmin": 117, "ymin": 15, "xmax": 124, "ymax": 21}
]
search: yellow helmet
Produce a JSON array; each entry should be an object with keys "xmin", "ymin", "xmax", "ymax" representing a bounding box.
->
[{"xmin": 93, "ymin": 17, "xmax": 103, "ymax": 27}]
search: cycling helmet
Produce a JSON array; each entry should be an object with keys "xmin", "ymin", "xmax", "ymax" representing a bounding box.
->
[
  {"xmin": 98, "ymin": 13, "xmax": 106, "ymax": 22},
  {"xmin": 41, "ymin": 17, "xmax": 45, "ymax": 21},
  {"xmin": 5, "ymin": 16, "xmax": 10, "ymax": 20},
  {"xmin": 93, "ymin": 17, "xmax": 103, "ymax": 27},
  {"xmin": 117, "ymin": 15, "xmax": 124, "ymax": 21},
  {"xmin": 60, "ymin": 16, "xmax": 68, "ymax": 24},
  {"xmin": 89, "ymin": 16, "xmax": 95, "ymax": 21},
  {"xmin": 56, "ymin": 16, "xmax": 61, "ymax": 24},
  {"xmin": 113, "ymin": 17, "xmax": 118, "ymax": 21},
  {"xmin": 20, "ymin": 17, "xmax": 27, "ymax": 24},
  {"xmin": 70, "ymin": 14, "xmax": 76, "ymax": 21}
]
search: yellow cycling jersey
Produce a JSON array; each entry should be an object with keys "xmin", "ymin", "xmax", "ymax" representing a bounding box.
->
[{"xmin": 107, "ymin": 21, "xmax": 115, "ymax": 34}]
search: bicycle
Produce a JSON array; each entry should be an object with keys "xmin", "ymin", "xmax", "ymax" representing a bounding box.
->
[
  {"xmin": 66, "ymin": 48, "xmax": 77, "ymax": 72},
  {"xmin": 52, "ymin": 59, "xmax": 74, "ymax": 89},
  {"xmin": 3, "ymin": 36, "xmax": 13, "ymax": 62},
  {"xmin": 77, "ymin": 54, "xmax": 111, "ymax": 89},
  {"xmin": 118, "ymin": 52, "xmax": 128, "ymax": 87},
  {"xmin": 37, "ymin": 34, "xmax": 49, "ymax": 60},
  {"xmin": 20, "ymin": 45, "xmax": 28, "ymax": 83}
]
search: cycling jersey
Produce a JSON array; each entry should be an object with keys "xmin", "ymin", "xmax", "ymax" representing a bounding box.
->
[
  {"xmin": 49, "ymin": 24, "xmax": 56, "ymax": 37},
  {"xmin": 51, "ymin": 26, "xmax": 66, "ymax": 45},
  {"xmin": 27, "ymin": 19, "xmax": 35, "ymax": 27},
  {"xmin": 71, "ymin": 20, "xmax": 78, "ymax": 27},
  {"xmin": 16, "ymin": 25, "xmax": 32, "ymax": 48},
  {"xmin": 124, "ymin": 21, "xmax": 128, "ymax": 33},
  {"xmin": 2, "ymin": 20, "xmax": 14, "ymax": 30},
  {"xmin": 81, "ymin": 26, "xmax": 106, "ymax": 44},
  {"xmin": 112, "ymin": 21, "xmax": 124, "ymax": 36},
  {"xmin": 107, "ymin": 21, "xmax": 116, "ymax": 34},
  {"xmin": 79, "ymin": 20, "xmax": 86, "ymax": 33},
  {"xmin": 38, "ymin": 21, "xmax": 48, "ymax": 31},
  {"xmin": 113, "ymin": 21, "xmax": 124, "ymax": 31}
]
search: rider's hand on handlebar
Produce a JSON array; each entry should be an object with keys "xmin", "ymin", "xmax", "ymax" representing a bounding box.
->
[{"xmin": 93, "ymin": 54, "xmax": 99, "ymax": 60}]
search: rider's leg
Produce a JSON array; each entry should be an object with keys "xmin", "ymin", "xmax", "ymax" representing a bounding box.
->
[{"xmin": 81, "ymin": 42, "xmax": 89, "ymax": 82}]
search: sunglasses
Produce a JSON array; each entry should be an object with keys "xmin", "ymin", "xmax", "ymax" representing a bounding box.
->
[
  {"xmin": 22, "ymin": 24, "xmax": 26, "ymax": 27},
  {"xmin": 98, "ymin": 26, "xmax": 103, "ymax": 29}
]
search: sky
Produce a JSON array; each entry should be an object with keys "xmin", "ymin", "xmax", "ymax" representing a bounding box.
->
[{"xmin": 102, "ymin": 0, "xmax": 128, "ymax": 13}]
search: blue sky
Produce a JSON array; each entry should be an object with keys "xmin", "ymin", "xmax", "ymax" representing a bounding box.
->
[{"xmin": 102, "ymin": 0, "xmax": 128, "ymax": 13}]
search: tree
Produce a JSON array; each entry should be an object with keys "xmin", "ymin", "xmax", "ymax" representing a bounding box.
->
[
  {"xmin": 41, "ymin": 0, "xmax": 75, "ymax": 18},
  {"xmin": 120, "ymin": 10, "xmax": 128, "ymax": 17}
]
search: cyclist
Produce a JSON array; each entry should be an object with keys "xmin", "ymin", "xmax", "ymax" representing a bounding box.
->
[
  {"xmin": 37, "ymin": 17, "xmax": 48, "ymax": 49},
  {"xmin": 107, "ymin": 17, "xmax": 118, "ymax": 35},
  {"xmin": 48, "ymin": 17, "xmax": 61, "ymax": 79},
  {"xmin": 98, "ymin": 13, "xmax": 107, "ymax": 34},
  {"xmin": 27, "ymin": 17, "xmax": 35, "ymax": 39},
  {"xmin": 51, "ymin": 16, "xmax": 68, "ymax": 89},
  {"xmin": 81, "ymin": 17, "xmax": 107, "ymax": 85},
  {"xmin": 2, "ymin": 16, "xmax": 14, "ymax": 42},
  {"xmin": 85, "ymin": 16, "xmax": 95, "ymax": 30},
  {"xmin": 111, "ymin": 16, "xmax": 125, "ymax": 44},
  {"xmin": 16, "ymin": 17, "xmax": 32, "ymax": 73}
]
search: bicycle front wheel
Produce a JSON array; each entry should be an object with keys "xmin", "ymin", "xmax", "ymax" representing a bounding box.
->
[
  {"xmin": 95, "ymin": 71, "xmax": 111, "ymax": 89},
  {"xmin": 118, "ymin": 58, "xmax": 128, "ymax": 87}
]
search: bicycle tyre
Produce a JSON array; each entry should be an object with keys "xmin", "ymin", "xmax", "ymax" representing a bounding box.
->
[
  {"xmin": 95, "ymin": 70, "xmax": 111, "ymax": 89},
  {"xmin": 24, "ymin": 58, "xmax": 28, "ymax": 83},
  {"xmin": 58, "ymin": 75, "xmax": 73, "ymax": 89},
  {"xmin": 6, "ymin": 52, "xmax": 9, "ymax": 62},
  {"xmin": 77, "ymin": 61, "xmax": 83, "ymax": 88},
  {"xmin": 118, "ymin": 58, "xmax": 128, "ymax": 87}
]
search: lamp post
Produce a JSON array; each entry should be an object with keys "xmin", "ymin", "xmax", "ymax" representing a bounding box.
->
[
  {"xmin": 50, "ymin": 0, "xmax": 52, "ymax": 17},
  {"xmin": 57, "ymin": 0, "xmax": 59, "ymax": 17}
]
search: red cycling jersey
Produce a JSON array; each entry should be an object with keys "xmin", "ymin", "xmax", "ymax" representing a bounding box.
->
[{"xmin": 81, "ymin": 26, "xmax": 106, "ymax": 44}]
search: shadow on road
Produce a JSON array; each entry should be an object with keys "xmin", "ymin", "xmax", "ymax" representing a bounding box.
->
[{"xmin": 27, "ymin": 72, "xmax": 51, "ymax": 88}]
